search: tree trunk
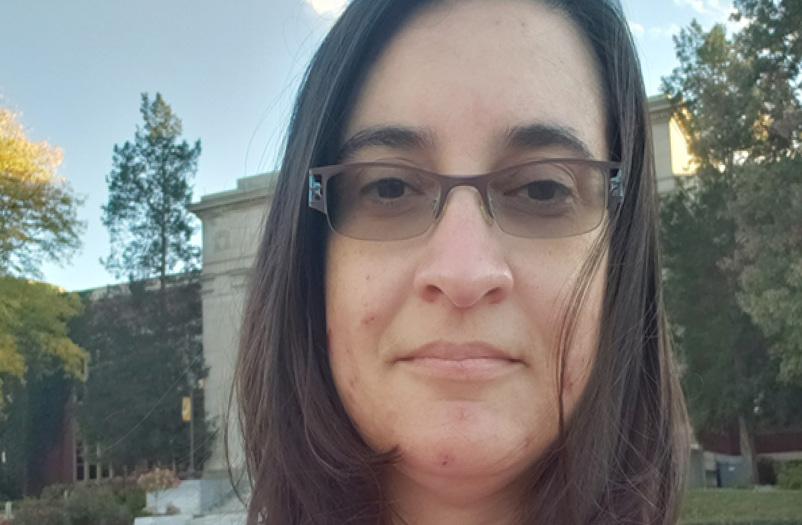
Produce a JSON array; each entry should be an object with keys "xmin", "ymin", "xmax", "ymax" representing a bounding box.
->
[{"xmin": 738, "ymin": 414, "xmax": 758, "ymax": 485}]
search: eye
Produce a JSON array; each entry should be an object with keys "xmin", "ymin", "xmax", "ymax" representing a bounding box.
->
[
  {"xmin": 370, "ymin": 178, "xmax": 409, "ymax": 199},
  {"xmin": 524, "ymin": 180, "xmax": 570, "ymax": 201}
]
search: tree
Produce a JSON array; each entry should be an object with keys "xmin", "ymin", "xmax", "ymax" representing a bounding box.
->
[
  {"xmin": 0, "ymin": 108, "xmax": 87, "ymax": 496},
  {"xmin": 102, "ymin": 93, "xmax": 201, "ymax": 291},
  {"xmin": 661, "ymin": 169, "xmax": 779, "ymax": 484},
  {"xmin": 88, "ymin": 93, "xmax": 211, "ymax": 474},
  {"xmin": 0, "ymin": 109, "xmax": 83, "ymax": 278},
  {"xmin": 662, "ymin": 9, "xmax": 802, "ymax": 483},
  {"xmin": 0, "ymin": 277, "xmax": 88, "ymax": 497},
  {"xmin": 70, "ymin": 282, "xmax": 211, "ymax": 473},
  {"xmin": 726, "ymin": 0, "xmax": 802, "ymax": 384}
]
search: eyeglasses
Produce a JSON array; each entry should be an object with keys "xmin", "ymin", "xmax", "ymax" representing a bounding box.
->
[{"xmin": 308, "ymin": 158, "xmax": 624, "ymax": 241}]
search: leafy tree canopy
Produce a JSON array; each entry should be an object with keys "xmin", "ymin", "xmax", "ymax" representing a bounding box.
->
[
  {"xmin": 661, "ymin": 0, "xmax": 802, "ymax": 480},
  {"xmin": 663, "ymin": 0, "xmax": 802, "ymax": 386},
  {"xmin": 0, "ymin": 276, "xmax": 87, "ymax": 401},
  {"xmin": 0, "ymin": 109, "xmax": 83, "ymax": 278},
  {"xmin": 70, "ymin": 281, "xmax": 210, "ymax": 472}
]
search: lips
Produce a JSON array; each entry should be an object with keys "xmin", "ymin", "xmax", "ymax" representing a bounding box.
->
[{"xmin": 396, "ymin": 341, "xmax": 523, "ymax": 380}]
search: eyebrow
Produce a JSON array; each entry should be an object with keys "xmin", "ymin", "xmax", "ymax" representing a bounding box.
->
[
  {"xmin": 338, "ymin": 122, "xmax": 594, "ymax": 161},
  {"xmin": 338, "ymin": 126, "xmax": 435, "ymax": 161},
  {"xmin": 501, "ymin": 123, "xmax": 594, "ymax": 159}
]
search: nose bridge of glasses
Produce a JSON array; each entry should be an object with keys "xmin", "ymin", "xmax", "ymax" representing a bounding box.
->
[{"xmin": 435, "ymin": 172, "xmax": 495, "ymax": 222}]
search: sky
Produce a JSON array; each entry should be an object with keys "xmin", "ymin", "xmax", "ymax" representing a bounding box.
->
[{"xmin": 1, "ymin": 0, "xmax": 741, "ymax": 291}]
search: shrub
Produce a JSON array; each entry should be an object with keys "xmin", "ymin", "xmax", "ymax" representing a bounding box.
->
[
  {"xmin": 15, "ymin": 498, "xmax": 70, "ymax": 525},
  {"xmin": 111, "ymin": 483, "xmax": 146, "ymax": 517},
  {"xmin": 65, "ymin": 484, "xmax": 131, "ymax": 525},
  {"xmin": 777, "ymin": 461, "xmax": 802, "ymax": 490},
  {"xmin": 39, "ymin": 483, "xmax": 72, "ymax": 501},
  {"xmin": 136, "ymin": 468, "xmax": 180, "ymax": 493}
]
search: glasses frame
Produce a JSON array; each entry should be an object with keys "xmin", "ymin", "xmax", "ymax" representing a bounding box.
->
[{"xmin": 308, "ymin": 158, "xmax": 624, "ymax": 240}]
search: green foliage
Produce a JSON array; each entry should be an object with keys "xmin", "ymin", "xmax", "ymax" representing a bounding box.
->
[
  {"xmin": 662, "ymin": 22, "xmax": 760, "ymax": 167},
  {"xmin": 662, "ymin": 0, "xmax": 802, "ymax": 440},
  {"xmin": 15, "ymin": 497, "xmax": 70, "ymax": 525},
  {"xmin": 64, "ymin": 484, "xmax": 131, "ymax": 525},
  {"xmin": 0, "ymin": 277, "xmax": 87, "ymax": 389},
  {"xmin": 0, "ymin": 109, "xmax": 83, "ymax": 279},
  {"xmin": 661, "ymin": 0, "xmax": 802, "ymax": 483},
  {"xmin": 17, "ymin": 483, "xmax": 137, "ymax": 525},
  {"xmin": 681, "ymin": 488, "xmax": 802, "ymax": 523},
  {"xmin": 0, "ymin": 277, "xmax": 86, "ymax": 498},
  {"xmin": 102, "ymin": 93, "xmax": 201, "ymax": 286},
  {"xmin": 70, "ymin": 281, "xmax": 212, "ymax": 472},
  {"xmin": 729, "ymin": 158, "xmax": 802, "ymax": 383},
  {"xmin": 733, "ymin": 0, "xmax": 801, "ymax": 94},
  {"xmin": 661, "ymin": 167, "xmax": 769, "ymax": 435},
  {"xmin": 114, "ymin": 484, "xmax": 146, "ymax": 518},
  {"xmin": 777, "ymin": 461, "xmax": 802, "ymax": 490}
]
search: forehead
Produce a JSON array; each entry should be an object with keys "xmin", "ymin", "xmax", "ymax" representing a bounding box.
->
[{"xmin": 344, "ymin": 0, "xmax": 608, "ymax": 164}]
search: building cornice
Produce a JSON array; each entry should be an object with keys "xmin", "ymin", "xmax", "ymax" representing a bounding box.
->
[{"xmin": 188, "ymin": 172, "xmax": 279, "ymax": 217}]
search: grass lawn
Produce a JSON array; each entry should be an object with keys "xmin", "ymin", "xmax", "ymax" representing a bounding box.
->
[{"xmin": 681, "ymin": 489, "xmax": 802, "ymax": 524}]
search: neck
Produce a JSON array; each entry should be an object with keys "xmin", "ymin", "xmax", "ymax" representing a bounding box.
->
[{"xmin": 387, "ymin": 466, "xmax": 524, "ymax": 525}]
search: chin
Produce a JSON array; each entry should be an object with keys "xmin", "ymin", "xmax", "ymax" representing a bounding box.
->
[{"xmin": 379, "ymin": 402, "xmax": 549, "ymax": 486}]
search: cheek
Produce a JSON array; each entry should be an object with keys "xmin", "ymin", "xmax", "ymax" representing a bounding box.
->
[
  {"xmin": 560, "ymin": 258, "xmax": 606, "ymax": 407},
  {"xmin": 324, "ymin": 238, "xmax": 414, "ymax": 445},
  {"xmin": 511, "ymin": 242, "xmax": 605, "ymax": 406}
]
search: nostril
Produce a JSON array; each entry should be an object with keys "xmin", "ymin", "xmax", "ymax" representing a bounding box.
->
[
  {"xmin": 485, "ymin": 286, "xmax": 507, "ymax": 305},
  {"xmin": 421, "ymin": 283, "xmax": 444, "ymax": 303}
]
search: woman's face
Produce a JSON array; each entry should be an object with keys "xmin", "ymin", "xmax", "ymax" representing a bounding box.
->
[{"xmin": 325, "ymin": 0, "xmax": 608, "ymax": 510}]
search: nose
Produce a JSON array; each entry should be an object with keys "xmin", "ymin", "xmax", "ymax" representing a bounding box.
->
[{"xmin": 412, "ymin": 188, "xmax": 514, "ymax": 308}]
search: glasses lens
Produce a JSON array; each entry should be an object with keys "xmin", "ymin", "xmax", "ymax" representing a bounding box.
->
[
  {"xmin": 326, "ymin": 164, "xmax": 440, "ymax": 240},
  {"xmin": 488, "ymin": 161, "xmax": 607, "ymax": 238}
]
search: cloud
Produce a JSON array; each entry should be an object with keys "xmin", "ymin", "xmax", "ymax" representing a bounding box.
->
[
  {"xmin": 672, "ymin": 0, "xmax": 733, "ymax": 18},
  {"xmin": 629, "ymin": 22, "xmax": 645, "ymax": 37},
  {"xmin": 649, "ymin": 24, "xmax": 682, "ymax": 38},
  {"xmin": 303, "ymin": 0, "xmax": 348, "ymax": 18},
  {"xmin": 673, "ymin": 0, "xmax": 706, "ymax": 14}
]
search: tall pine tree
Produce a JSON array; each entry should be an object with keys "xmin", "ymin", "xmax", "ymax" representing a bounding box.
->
[
  {"xmin": 102, "ymin": 92, "xmax": 201, "ymax": 290},
  {"xmin": 81, "ymin": 93, "xmax": 210, "ymax": 475}
]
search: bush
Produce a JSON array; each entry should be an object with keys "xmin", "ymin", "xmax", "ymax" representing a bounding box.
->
[
  {"xmin": 39, "ymin": 483, "xmax": 72, "ymax": 500},
  {"xmin": 136, "ymin": 468, "xmax": 180, "ymax": 493},
  {"xmin": 65, "ymin": 484, "xmax": 131, "ymax": 525},
  {"xmin": 15, "ymin": 498, "xmax": 70, "ymax": 525},
  {"xmin": 37, "ymin": 480, "xmax": 146, "ymax": 520},
  {"xmin": 114, "ymin": 483, "xmax": 146, "ymax": 517},
  {"xmin": 777, "ymin": 461, "xmax": 802, "ymax": 490}
]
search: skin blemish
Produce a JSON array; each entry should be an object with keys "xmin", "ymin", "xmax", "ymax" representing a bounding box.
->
[
  {"xmin": 439, "ymin": 453, "xmax": 453, "ymax": 467},
  {"xmin": 523, "ymin": 435, "xmax": 533, "ymax": 449},
  {"xmin": 362, "ymin": 314, "xmax": 376, "ymax": 326}
]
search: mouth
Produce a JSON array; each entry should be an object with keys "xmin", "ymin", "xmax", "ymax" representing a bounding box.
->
[{"xmin": 396, "ymin": 341, "xmax": 524, "ymax": 381}]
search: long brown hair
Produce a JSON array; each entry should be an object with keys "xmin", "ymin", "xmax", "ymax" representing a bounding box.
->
[{"xmin": 235, "ymin": 0, "xmax": 689, "ymax": 523}]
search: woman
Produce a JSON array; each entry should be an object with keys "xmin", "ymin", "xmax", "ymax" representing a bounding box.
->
[{"xmin": 236, "ymin": 0, "xmax": 689, "ymax": 523}]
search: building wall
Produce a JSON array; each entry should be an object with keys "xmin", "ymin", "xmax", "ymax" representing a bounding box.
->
[
  {"xmin": 188, "ymin": 174, "xmax": 276, "ymax": 477},
  {"xmin": 650, "ymin": 95, "xmax": 694, "ymax": 193}
]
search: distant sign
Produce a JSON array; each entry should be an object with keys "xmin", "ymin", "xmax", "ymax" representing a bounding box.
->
[{"xmin": 182, "ymin": 397, "xmax": 192, "ymax": 422}]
